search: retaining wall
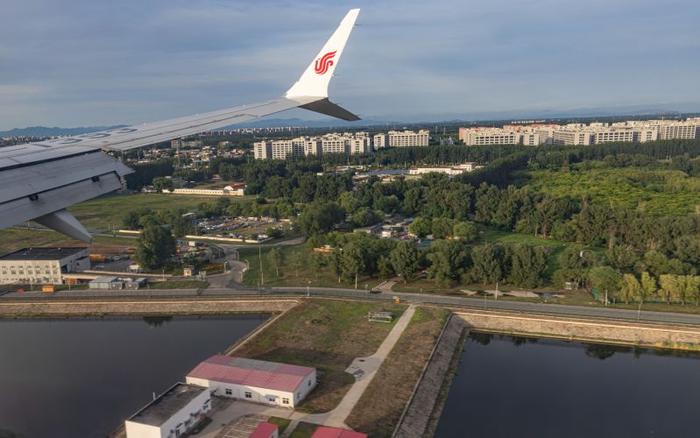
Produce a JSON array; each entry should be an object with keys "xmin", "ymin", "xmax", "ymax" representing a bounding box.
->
[
  {"xmin": 0, "ymin": 298, "xmax": 299, "ymax": 317},
  {"xmin": 456, "ymin": 310, "xmax": 700, "ymax": 351}
]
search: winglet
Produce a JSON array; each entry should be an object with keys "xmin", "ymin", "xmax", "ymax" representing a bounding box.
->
[{"xmin": 285, "ymin": 9, "xmax": 360, "ymax": 101}]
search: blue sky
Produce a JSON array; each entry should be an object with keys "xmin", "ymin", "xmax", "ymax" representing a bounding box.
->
[{"xmin": 1, "ymin": 0, "xmax": 698, "ymax": 129}]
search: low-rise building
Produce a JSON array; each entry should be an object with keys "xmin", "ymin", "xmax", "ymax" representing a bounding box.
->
[
  {"xmin": 311, "ymin": 426, "xmax": 367, "ymax": 438},
  {"xmin": 186, "ymin": 355, "xmax": 317, "ymax": 408},
  {"xmin": 0, "ymin": 247, "xmax": 90, "ymax": 285},
  {"xmin": 125, "ymin": 382, "xmax": 211, "ymax": 438}
]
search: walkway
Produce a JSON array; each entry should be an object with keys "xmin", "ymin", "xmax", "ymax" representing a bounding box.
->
[{"xmin": 278, "ymin": 304, "xmax": 417, "ymax": 435}]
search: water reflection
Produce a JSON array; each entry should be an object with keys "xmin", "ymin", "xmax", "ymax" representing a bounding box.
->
[
  {"xmin": 0, "ymin": 315, "xmax": 267, "ymax": 438},
  {"xmin": 436, "ymin": 331, "xmax": 700, "ymax": 438}
]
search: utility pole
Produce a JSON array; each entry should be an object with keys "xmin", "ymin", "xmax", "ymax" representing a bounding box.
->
[{"xmin": 258, "ymin": 246, "xmax": 264, "ymax": 287}]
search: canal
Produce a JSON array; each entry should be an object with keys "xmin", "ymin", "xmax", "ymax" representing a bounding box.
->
[
  {"xmin": 436, "ymin": 332, "xmax": 700, "ymax": 437},
  {"xmin": 0, "ymin": 315, "xmax": 267, "ymax": 438}
]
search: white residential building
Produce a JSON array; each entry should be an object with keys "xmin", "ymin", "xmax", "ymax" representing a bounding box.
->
[
  {"xmin": 125, "ymin": 383, "xmax": 211, "ymax": 438},
  {"xmin": 459, "ymin": 118, "xmax": 699, "ymax": 147},
  {"xmin": 186, "ymin": 356, "xmax": 317, "ymax": 408},
  {"xmin": 0, "ymin": 247, "xmax": 90, "ymax": 285},
  {"xmin": 385, "ymin": 130, "xmax": 430, "ymax": 147}
]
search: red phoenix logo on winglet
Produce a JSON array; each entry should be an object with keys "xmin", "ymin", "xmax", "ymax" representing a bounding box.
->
[{"xmin": 314, "ymin": 51, "xmax": 337, "ymax": 75}]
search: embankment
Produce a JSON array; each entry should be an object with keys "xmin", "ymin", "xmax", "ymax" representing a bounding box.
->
[
  {"xmin": 0, "ymin": 297, "xmax": 299, "ymax": 317},
  {"xmin": 455, "ymin": 310, "xmax": 700, "ymax": 351}
]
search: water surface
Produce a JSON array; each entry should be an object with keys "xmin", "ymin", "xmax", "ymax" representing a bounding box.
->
[
  {"xmin": 436, "ymin": 332, "xmax": 700, "ymax": 437},
  {"xmin": 0, "ymin": 315, "xmax": 266, "ymax": 438}
]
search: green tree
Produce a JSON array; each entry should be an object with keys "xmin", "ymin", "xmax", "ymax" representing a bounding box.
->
[
  {"xmin": 135, "ymin": 223, "xmax": 176, "ymax": 270},
  {"xmin": 453, "ymin": 221, "xmax": 478, "ymax": 242},
  {"xmin": 297, "ymin": 202, "xmax": 345, "ymax": 236},
  {"xmin": 408, "ymin": 217, "xmax": 432, "ymax": 238},
  {"xmin": 470, "ymin": 244, "xmax": 504, "ymax": 285},
  {"xmin": 659, "ymin": 274, "xmax": 685, "ymax": 304},
  {"xmin": 619, "ymin": 274, "xmax": 641, "ymax": 304},
  {"xmin": 426, "ymin": 240, "xmax": 469, "ymax": 287},
  {"xmin": 390, "ymin": 241, "xmax": 420, "ymax": 283},
  {"xmin": 508, "ymin": 245, "xmax": 548, "ymax": 288},
  {"xmin": 340, "ymin": 241, "xmax": 366, "ymax": 288},
  {"xmin": 267, "ymin": 248, "xmax": 283, "ymax": 278},
  {"xmin": 587, "ymin": 266, "xmax": 622, "ymax": 303},
  {"xmin": 431, "ymin": 217, "xmax": 454, "ymax": 239},
  {"xmin": 640, "ymin": 271, "xmax": 657, "ymax": 304}
]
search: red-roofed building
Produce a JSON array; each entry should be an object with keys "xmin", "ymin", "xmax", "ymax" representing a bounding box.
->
[
  {"xmin": 186, "ymin": 355, "xmax": 317, "ymax": 408},
  {"xmin": 249, "ymin": 422, "xmax": 279, "ymax": 438},
  {"xmin": 311, "ymin": 426, "xmax": 367, "ymax": 438}
]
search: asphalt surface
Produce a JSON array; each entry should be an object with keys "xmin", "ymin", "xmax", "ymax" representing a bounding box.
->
[{"xmin": 4, "ymin": 285, "xmax": 700, "ymax": 327}]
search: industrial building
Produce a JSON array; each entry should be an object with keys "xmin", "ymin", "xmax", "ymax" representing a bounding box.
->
[
  {"xmin": 125, "ymin": 382, "xmax": 211, "ymax": 438},
  {"xmin": 0, "ymin": 247, "xmax": 90, "ymax": 285},
  {"xmin": 186, "ymin": 355, "xmax": 317, "ymax": 408}
]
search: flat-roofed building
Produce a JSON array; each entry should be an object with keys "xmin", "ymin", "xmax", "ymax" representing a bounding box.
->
[
  {"xmin": 186, "ymin": 355, "xmax": 316, "ymax": 408},
  {"xmin": 125, "ymin": 383, "xmax": 211, "ymax": 438},
  {"xmin": 0, "ymin": 247, "xmax": 90, "ymax": 285},
  {"xmin": 386, "ymin": 130, "xmax": 429, "ymax": 147},
  {"xmin": 373, "ymin": 133, "xmax": 387, "ymax": 148},
  {"xmin": 459, "ymin": 127, "xmax": 520, "ymax": 146}
]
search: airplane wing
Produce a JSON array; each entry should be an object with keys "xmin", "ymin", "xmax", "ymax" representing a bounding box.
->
[{"xmin": 0, "ymin": 8, "xmax": 360, "ymax": 242}]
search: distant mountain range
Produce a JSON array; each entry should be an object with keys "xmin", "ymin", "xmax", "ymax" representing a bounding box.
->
[
  {"xmin": 2, "ymin": 104, "xmax": 698, "ymax": 136},
  {"xmin": 0, "ymin": 125, "xmax": 124, "ymax": 137}
]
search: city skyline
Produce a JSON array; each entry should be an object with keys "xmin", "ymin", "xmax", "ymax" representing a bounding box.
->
[{"xmin": 1, "ymin": 0, "xmax": 699, "ymax": 130}]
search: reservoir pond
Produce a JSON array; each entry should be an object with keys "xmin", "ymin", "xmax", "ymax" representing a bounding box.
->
[{"xmin": 436, "ymin": 332, "xmax": 700, "ymax": 438}]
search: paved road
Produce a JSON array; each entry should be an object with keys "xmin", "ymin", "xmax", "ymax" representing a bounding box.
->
[{"xmin": 4, "ymin": 284, "xmax": 700, "ymax": 326}]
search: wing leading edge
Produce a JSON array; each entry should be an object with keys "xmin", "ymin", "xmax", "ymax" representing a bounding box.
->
[{"xmin": 0, "ymin": 9, "xmax": 361, "ymax": 241}]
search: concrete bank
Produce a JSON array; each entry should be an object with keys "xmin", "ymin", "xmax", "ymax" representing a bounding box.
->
[
  {"xmin": 456, "ymin": 310, "xmax": 700, "ymax": 351},
  {"xmin": 393, "ymin": 315, "xmax": 465, "ymax": 438},
  {"xmin": 0, "ymin": 297, "xmax": 299, "ymax": 317}
]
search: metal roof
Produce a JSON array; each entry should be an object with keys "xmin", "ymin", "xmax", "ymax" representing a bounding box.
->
[
  {"xmin": 311, "ymin": 426, "xmax": 367, "ymax": 438},
  {"xmin": 187, "ymin": 355, "xmax": 315, "ymax": 393},
  {"xmin": 0, "ymin": 247, "xmax": 87, "ymax": 261},
  {"xmin": 127, "ymin": 382, "xmax": 206, "ymax": 427}
]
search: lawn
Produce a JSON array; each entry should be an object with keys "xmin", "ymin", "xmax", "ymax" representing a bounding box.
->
[
  {"xmin": 346, "ymin": 306, "xmax": 449, "ymax": 437},
  {"xmin": 234, "ymin": 299, "xmax": 405, "ymax": 413},
  {"xmin": 0, "ymin": 227, "xmax": 136, "ymax": 254},
  {"xmin": 525, "ymin": 167, "xmax": 700, "ymax": 216},
  {"xmin": 68, "ymin": 193, "xmax": 223, "ymax": 232}
]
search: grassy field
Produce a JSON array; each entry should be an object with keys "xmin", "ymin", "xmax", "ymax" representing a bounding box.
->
[
  {"xmin": 234, "ymin": 299, "xmax": 405, "ymax": 413},
  {"xmin": 68, "ymin": 193, "xmax": 224, "ymax": 232},
  {"xmin": 526, "ymin": 167, "xmax": 700, "ymax": 216},
  {"xmin": 0, "ymin": 227, "xmax": 137, "ymax": 254},
  {"xmin": 239, "ymin": 245, "xmax": 384, "ymax": 290},
  {"xmin": 346, "ymin": 306, "xmax": 449, "ymax": 437}
]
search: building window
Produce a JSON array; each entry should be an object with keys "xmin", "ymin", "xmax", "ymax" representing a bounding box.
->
[
  {"xmin": 282, "ymin": 398, "xmax": 290, "ymax": 405},
  {"xmin": 225, "ymin": 388, "xmax": 232, "ymax": 396},
  {"xmin": 245, "ymin": 391, "xmax": 252, "ymax": 399}
]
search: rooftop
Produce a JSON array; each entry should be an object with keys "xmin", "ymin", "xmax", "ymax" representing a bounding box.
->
[
  {"xmin": 0, "ymin": 247, "xmax": 87, "ymax": 261},
  {"xmin": 127, "ymin": 383, "xmax": 206, "ymax": 427},
  {"xmin": 187, "ymin": 355, "xmax": 315, "ymax": 393},
  {"xmin": 311, "ymin": 426, "xmax": 368, "ymax": 438}
]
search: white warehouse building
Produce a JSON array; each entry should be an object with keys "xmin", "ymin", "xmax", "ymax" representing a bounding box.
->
[
  {"xmin": 0, "ymin": 247, "xmax": 90, "ymax": 285},
  {"xmin": 186, "ymin": 355, "xmax": 317, "ymax": 408},
  {"xmin": 125, "ymin": 383, "xmax": 211, "ymax": 438}
]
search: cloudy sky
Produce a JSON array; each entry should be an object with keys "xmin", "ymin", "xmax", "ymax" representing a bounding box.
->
[{"xmin": 1, "ymin": 0, "xmax": 698, "ymax": 129}]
